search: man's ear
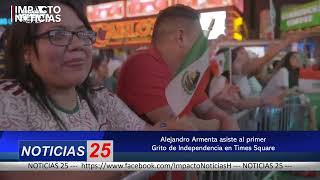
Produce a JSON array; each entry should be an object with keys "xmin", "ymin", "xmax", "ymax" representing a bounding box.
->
[{"xmin": 175, "ymin": 29, "xmax": 185, "ymax": 48}]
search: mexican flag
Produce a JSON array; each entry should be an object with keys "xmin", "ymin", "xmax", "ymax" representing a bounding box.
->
[
  {"xmin": 299, "ymin": 68, "xmax": 320, "ymax": 93},
  {"xmin": 215, "ymin": 48, "xmax": 231, "ymax": 75},
  {"xmin": 165, "ymin": 33, "xmax": 210, "ymax": 116}
]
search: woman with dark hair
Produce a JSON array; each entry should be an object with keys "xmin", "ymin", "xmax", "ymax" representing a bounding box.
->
[
  {"xmin": 231, "ymin": 34, "xmax": 307, "ymax": 98},
  {"xmin": 261, "ymin": 52, "xmax": 302, "ymax": 98},
  {"xmin": 0, "ymin": 1, "xmax": 196, "ymax": 130},
  {"xmin": 228, "ymin": 32, "xmax": 311, "ymax": 108},
  {"xmin": 208, "ymin": 46, "xmax": 286, "ymax": 113},
  {"xmin": 3, "ymin": 0, "xmax": 137, "ymax": 131},
  {"xmin": 0, "ymin": 0, "xmax": 197, "ymax": 179},
  {"xmin": 280, "ymin": 52, "xmax": 302, "ymax": 88},
  {"xmin": 2, "ymin": 0, "xmax": 196, "ymax": 131}
]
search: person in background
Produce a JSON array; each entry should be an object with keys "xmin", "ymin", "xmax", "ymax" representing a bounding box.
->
[
  {"xmin": 118, "ymin": 6, "xmax": 236, "ymax": 180},
  {"xmin": 209, "ymin": 46, "xmax": 307, "ymax": 119},
  {"xmin": 118, "ymin": 5, "xmax": 238, "ymax": 132},
  {"xmin": 208, "ymin": 70, "xmax": 241, "ymax": 114},
  {"xmin": 261, "ymin": 52, "xmax": 302, "ymax": 99},
  {"xmin": 113, "ymin": 67, "xmax": 122, "ymax": 80},
  {"xmin": 242, "ymin": 51, "xmax": 263, "ymax": 97},
  {"xmin": 209, "ymin": 70, "xmax": 276, "ymax": 114},
  {"xmin": 90, "ymin": 53, "xmax": 115, "ymax": 91},
  {"xmin": 104, "ymin": 48, "xmax": 122, "ymax": 92},
  {"xmin": 208, "ymin": 67, "xmax": 287, "ymax": 131},
  {"xmin": 108, "ymin": 66, "xmax": 121, "ymax": 92},
  {"xmin": 90, "ymin": 51, "xmax": 117, "ymax": 93},
  {"xmin": 0, "ymin": 0, "xmax": 196, "ymax": 179},
  {"xmin": 229, "ymin": 34, "xmax": 310, "ymax": 106}
]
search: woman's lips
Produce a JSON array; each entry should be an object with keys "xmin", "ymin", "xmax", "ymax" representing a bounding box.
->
[{"xmin": 63, "ymin": 58, "xmax": 85, "ymax": 68}]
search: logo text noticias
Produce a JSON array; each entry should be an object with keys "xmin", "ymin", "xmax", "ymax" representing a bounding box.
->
[{"xmin": 11, "ymin": 6, "xmax": 61, "ymax": 23}]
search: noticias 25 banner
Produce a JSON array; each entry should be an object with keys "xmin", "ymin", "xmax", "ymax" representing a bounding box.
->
[{"xmin": 0, "ymin": 131, "xmax": 320, "ymax": 162}]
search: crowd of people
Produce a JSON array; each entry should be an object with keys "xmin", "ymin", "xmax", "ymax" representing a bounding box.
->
[{"xmin": 0, "ymin": 0, "xmax": 318, "ymax": 179}]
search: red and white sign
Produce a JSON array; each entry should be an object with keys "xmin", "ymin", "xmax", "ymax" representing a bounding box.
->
[
  {"xmin": 175, "ymin": 0, "xmax": 226, "ymax": 9},
  {"xmin": 299, "ymin": 68, "xmax": 320, "ymax": 93},
  {"xmin": 87, "ymin": 1, "xmax": 125, "ymax": 22},
  {"xmin": 126, "ymin": 0, "xmax": 170, "ymax": 17},
  {"xmin": 174, "ymin": 0, "xmax": 243, "ymax": 12}
]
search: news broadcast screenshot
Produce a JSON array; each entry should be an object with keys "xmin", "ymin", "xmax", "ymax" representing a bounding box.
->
[{"xmin": 0, "ymin": 0, "xmax": 319, "ymax": 179}]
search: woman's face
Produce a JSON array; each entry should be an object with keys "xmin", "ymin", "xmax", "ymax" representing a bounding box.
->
[
  {"xmin": 27, "ymin": 3, "xmax": 93, "ymax": 89},
  {"xmin": 289, "ymin": 53, "xmax": 302, "ymax": 69},
  {"xmin": 232, "ymin": 48, "xmax": 249, "ymax": 75}
]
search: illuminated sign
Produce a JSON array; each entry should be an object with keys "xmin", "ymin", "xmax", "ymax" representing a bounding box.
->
[
  {"xmin": 126, "ymin": 0, "xmax": 170, "ymax": 17},
  {"xmin": 175, "ymin": 0, "xmax": 243, "ymax": 12},
  {"xmin": 281, "ymin": 0, "xmax": 320, "ymax": 32},
  {"xmin": 91, "ymin": 17, "xmax": 156, "ymax": 47},
  {"xmin": 226, "ymin": 8, "xmax": 247, "ymax": 41},
  {"xmin": 233, "ymin": 17, "xmax": 244, "ymax": 40},
  {"xmin": 176, "ymin": 0, "xmax": 226, "ymax": 9},
  {"xmin": 86, "ymin": 1, "xmax": 125, "ymax": 22},
  {"xmin": 88, "ymin": 0, "xmax": 243, "ymax": 21}
]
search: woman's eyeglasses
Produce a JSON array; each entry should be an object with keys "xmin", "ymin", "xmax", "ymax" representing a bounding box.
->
[{"xmin": 34, "ymin": 29, "xmax": 97, "ymax": 47}]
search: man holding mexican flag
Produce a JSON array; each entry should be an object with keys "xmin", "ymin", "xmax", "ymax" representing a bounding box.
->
[{"xmin": 118, "ymin": 4, "xmax": 238, "ymax": 131}]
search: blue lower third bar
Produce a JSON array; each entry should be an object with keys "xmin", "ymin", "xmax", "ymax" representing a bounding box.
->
[
  {"xmin": 114, "ymin": 152, "xmax": 320, "ymax": 162},
  {"xmin": 19, "ymin": 141, "xmax": 87, "ymax": 161}
]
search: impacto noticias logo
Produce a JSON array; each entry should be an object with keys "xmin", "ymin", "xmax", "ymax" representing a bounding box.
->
[{"xmin": 10, "ymin": 6, "xmax": 61, "ymax": 23}]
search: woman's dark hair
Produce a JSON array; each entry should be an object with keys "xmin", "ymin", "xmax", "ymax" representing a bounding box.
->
[
  {"xmin": 282, "ymin": 52, "xmax": 300, "ymax": 88},
  {"xmin": 274, "ymin": 52, "xmax": 300, "ymax": 88},
  {"xmin": 5, "ymin": 0, "xmax": 97, "ymax": 130}
]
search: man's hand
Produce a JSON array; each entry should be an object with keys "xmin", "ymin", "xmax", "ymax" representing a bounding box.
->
[
  {"xmin": 283, "ymin": 28, "xmax": 317, "ymax": 43},
  {"xmin": 145, "ymin": 106, "xmax": 220, "ymax": 131},
  {"xmin": 212, "ymin": 84, "xmax": 241, "ymax": 112},
  {"xmin": 151, "ymin": 115, "xmax": 221, "ymax": 131},
  {"xmin": 249, "ymin": 33, "xmax": 305, "ymax": 76},
  {"xmin": 262, "ymin": 95, "xmax": 284, "ymax": 107},
  {"xmin": 182, "ymin": 115, "xmax": 220, "ymax": 131},
  {"xmin": 151, "ymin": 118, "xmax": 198, "ymax": 131},
  {"xmin": 194, "ymin": 99, "xmax": 240, "ymax": 130}
]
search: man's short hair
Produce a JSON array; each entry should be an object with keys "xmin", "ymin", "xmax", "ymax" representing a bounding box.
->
[{"xmin": 152, "ymin": 4, "xmax": 200, "ymax": 43}]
